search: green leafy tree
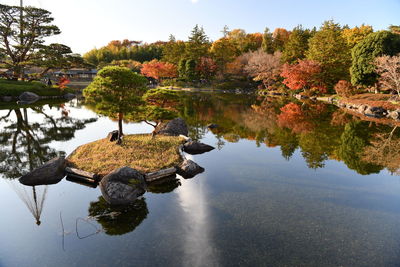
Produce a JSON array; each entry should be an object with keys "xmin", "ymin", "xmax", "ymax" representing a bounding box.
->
[
  {"xmin": 0, "ymin": 4, "xmax": 64, "ymax": 78},
  {"xmin": 307, "ymin": 20, "xmax": 351, "ymax": 89},
  {"xmin": 210, "ymin": 37, "xmax": 238, "ymax": 72},
  {"xmin": 33, "ymin": 44, "xmax": 84, "ymax": 77},
  {"xmin": 162, "ymin": 35, "xmax": 186, "ymax": 65},
  {"xmin": 83, "ymin": 66, "xmax": 147, "ymax": 143},
  {"xmin": 125, "ymin": 88, "xmax": 179, "ymax": 132},
  {"xmin": 282, "ymin": 25, "xmax": 312, "ymax": 63},
  {"xmin": 272, "ymin": 28, "xmax": 290, "ymax": 52},
  {"xmin": 262, "ymin": 27, "xmax": 274, "ymax": 54},
  {"xmin": 350, "ymin": 31, "xmax": 400, "ymax": 86}
]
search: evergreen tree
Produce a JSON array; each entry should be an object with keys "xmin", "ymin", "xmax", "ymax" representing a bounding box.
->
[
  {"xmin": 178, "ymin": 59, "xmax": 187, "ymax": 79},
  {"xmin": 307, "ymin": 20, "xmax": 351, "ymax": 89},
  {"xmin": 185, "ymin": 25, "xmax": 210, "ymax": 61},
  {"xmin": 282, "ymin": 25, "xmax": 311, "ymax": 63},
  {"xmin": 350, "ymin": 30, "xmax": 400, "ymax": 86},
  {"xmin": 185, "ymin": 59, "xmax": 197, "ymax": 81}
]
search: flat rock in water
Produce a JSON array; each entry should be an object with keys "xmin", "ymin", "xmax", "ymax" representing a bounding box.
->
[
  {"xmin": 100, "ymin": 166, "xmax": 146, "ymax": 205},
  {"xmin": 176, "ymin": 159, "xmax": 204, "ymax": 179},
  {"xmin": 19, "ymin": 157, "xmax": 66, "ymax": 186},
  {"xmin": 183, "ymin": 141, "xmax": 215, "ymax": 155},
  {"xmin": 19, "ymin": 92, "xmax": 39, "ymax": 102},
  {"xmin": 155, "ymin": 118, "xmax": 188, "ymax": 136}
]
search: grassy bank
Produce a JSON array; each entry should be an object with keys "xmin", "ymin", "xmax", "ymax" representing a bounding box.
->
[
  {"xmin": 0, "ymin": 79, "xmax": 75, "ymax": 97},
  {"xmin": 67, "ymin": 134, "xmax": 185, "ymax": 176}
]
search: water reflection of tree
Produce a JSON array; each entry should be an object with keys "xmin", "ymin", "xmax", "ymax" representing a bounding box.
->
[
  {"xmin": 0, "ymin": 104, "xmax": 97, "ymax": 225},
  {"xmin": 88, "ymin": 197, "xmax": 148, "ymax": 236},
  {"xmin": 362, "ymin": 126, "xmax": 400, "ymax": 174},
  {"xmin": 176, "ymin": 93, "xmax": 399, "ymax": 175},
  {"xmin": 0, "ymin": 105, "xmax": 97, "ymax": 179},
  {"xmin": 335, "ymin": 121, "xmax": 383, "ymax": 175}
]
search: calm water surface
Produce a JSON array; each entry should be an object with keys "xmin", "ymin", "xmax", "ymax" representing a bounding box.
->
[{"xmin": 1, "ymin": 92, "xmax": 400, "ymax": 267}]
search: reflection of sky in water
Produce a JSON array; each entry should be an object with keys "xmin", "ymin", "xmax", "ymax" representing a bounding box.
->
[{"xmin": 176, "ymin": 155, "xmax": 219, "ymax": 267}]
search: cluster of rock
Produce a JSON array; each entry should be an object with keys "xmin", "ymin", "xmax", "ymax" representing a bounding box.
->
[
  {"xmin": 18, "ymin": 118, "xmax": 216, "ymax": 206},
  {"xmin": 337, "ymin": 100, "xmax": 400, "ymax": 120},
  {"xmin": 0, "ymin": 91, "xmax": 76, "ymax": 104}
]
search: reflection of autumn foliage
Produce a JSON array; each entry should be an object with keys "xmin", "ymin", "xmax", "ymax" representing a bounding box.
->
[
  {"xmin": 277, "ymin": 103, "xmax": 313, "ymax": 134},
  {"xmin": 281, "ymin": 59, "xmax": 327, "ymax": 94},
  {"xmin": 363, "ymin": 127, "xmax": 400, "ymax": 174},
  {"xmin": 330, "ymin": 110, "xmax": 353, "ymax": 126}
]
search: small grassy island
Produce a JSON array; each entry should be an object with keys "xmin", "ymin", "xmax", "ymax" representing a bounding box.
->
[{"xmin": 67, "ymin": 134, "xmax": 185, "ymax": 177}]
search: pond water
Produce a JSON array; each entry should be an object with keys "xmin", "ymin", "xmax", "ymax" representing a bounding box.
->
[{"xmin": 1, "ymin": 92, "xmax": 400, "ymax": 267}]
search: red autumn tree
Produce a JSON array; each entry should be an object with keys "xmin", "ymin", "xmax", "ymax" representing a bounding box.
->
[
  {"xmin": 141, "ymin": 60, "xmax": 178, "ymax": 81},
  {"xmin": 196, "ymin": 57, "xmax": 217, "ymax": 81},
  {"xmin": 281, "ymin": 59, "xmax": 327, "ymax": 94}
]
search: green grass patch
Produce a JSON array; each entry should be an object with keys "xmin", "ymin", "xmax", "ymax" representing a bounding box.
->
[
  {"xmin": 67, "ymin": 134, "xmax": 185, "ymax": 176},
  {"xmin": 0, "ymin": 79, "xmax": 75, "ymax": 97}
]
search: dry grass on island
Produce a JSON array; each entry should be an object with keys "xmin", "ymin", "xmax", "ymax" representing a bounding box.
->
[{"xmin": 67, "ymin": 134, "xmax": 185, "ymax": 177}]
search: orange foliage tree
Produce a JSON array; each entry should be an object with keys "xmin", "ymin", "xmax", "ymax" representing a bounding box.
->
[
  {"xmin": 281, "ymin": 59, "xmax": 327, "ymax": 94},
  {"xmin": 141, "ymin": 60, "xmax": 177, "ymax": 81}
]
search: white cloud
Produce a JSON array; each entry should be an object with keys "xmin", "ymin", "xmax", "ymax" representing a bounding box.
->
[{"xmin": 191, "ymin": 0, "xmax": 199, "ymax": 3}]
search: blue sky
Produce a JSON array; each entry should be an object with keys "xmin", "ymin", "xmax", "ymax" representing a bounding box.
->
[{"xmin": 2, "ymin": 0, "xmax": 400, "ymax": 54}]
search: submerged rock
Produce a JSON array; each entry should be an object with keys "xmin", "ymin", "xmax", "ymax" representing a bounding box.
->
[
  {"xmin": 176, "ymin": 159, "xmax": 204, "ymax": 179},
  {"xmin": 19, "ymin": 92, "xmax": 39, "ymax": 103},
  {"xmin": 155, "ymin": 118, "xmax": 188, "ymax": 136},
  {"xmin": 183, "ymin": 141, "xmax": 215, "ymax": 155},
  {"xmin": 19, "ymin": 157, "xmax": 66, "ymax": 186},
  {"xmin": 100, "ymin": 166, "xmax": 146, "ymax": 205}
]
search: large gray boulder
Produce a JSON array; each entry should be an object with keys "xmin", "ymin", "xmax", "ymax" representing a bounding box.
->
[
  {"xmin": 183, "ymin": 141, "xmax": 215, "ymax": 155},
  {"xmin": 100, "ymin": 167, "xmax": 146, "ymax": 205},
  {"xmin": 155, "ymin": 118, "xmax": 188, "ymax": 136},
  {"xmin": 176, "ymin": 159, "xmax": 204, "ymax": 179},
  {"xmin": 19, "ymin": 92, "xmax": 39, "ymax": 102},
  {"xmin": 19, "ymin": 157, "xmax": 66, "ymax": 186}
]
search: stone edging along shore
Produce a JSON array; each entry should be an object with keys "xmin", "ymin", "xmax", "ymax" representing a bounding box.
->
[{"xmin": 260, "ymin": 91, "xmax": 400, "ymax": 125}]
